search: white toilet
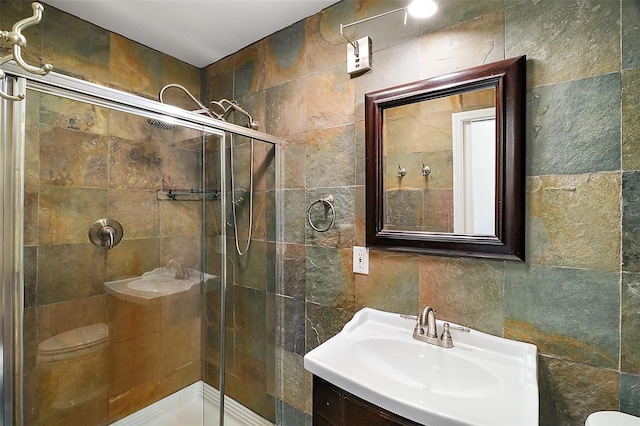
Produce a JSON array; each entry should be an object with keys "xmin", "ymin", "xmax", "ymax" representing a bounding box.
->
[{"xmin": 586, "ymin": 411, "xmax": 640, "ymax": 426}]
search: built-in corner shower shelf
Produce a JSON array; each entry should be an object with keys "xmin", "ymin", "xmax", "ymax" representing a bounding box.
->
[{"xmin": 157, "ymin": 188, "xmax": 220, "ymax": 201}]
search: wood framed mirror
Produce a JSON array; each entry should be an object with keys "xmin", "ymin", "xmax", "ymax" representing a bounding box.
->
[{"xmin": 365, "ymin": 56, "xmax": 526, "ymax": 261}]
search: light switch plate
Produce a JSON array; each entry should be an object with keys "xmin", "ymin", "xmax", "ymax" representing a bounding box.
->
[{"xmin": 353, "ymin": 246, "xmax": 369, "ymax": 274}]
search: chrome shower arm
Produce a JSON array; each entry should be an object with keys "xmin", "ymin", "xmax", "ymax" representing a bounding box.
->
[{"xmin": 158, "ymin": 83, "xmax": 214, "ymax": 118}]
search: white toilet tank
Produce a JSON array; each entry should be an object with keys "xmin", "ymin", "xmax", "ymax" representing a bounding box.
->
[{"xmin": 586, "ymin": 411, "xmax": 640, "ymax": 426}]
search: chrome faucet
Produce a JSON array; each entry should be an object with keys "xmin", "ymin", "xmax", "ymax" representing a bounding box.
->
[
  {"xmin": 411, "ymin": 306, "xmax": 468, "ymax": 349},
  {"xmin": 167, "ymin": 259, "xmax": 189, "ymax": 280}
]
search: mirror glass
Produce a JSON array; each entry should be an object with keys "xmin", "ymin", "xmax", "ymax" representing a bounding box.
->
[
  {"xmin": 365, "ymin": 56, "xmax": 525, "ymax": 261},
  {"xmin": 382, "ymin": 87, "xmax": 496, "ymax": 235}
]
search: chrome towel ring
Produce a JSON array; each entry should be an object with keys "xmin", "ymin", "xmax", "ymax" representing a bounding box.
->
[{"xmin": 307, "ymin": 195, "xmax": 336, "ymax": 233}]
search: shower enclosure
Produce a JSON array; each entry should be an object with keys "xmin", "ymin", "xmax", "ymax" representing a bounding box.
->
[{"xmin": 0, "ymin": 66, "xmax": 279, "ymax": 425}]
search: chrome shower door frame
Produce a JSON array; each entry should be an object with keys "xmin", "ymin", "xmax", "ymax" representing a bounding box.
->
[
  {"xmin": 0, "ymin": 75, "xmax": 26, "ymax": 426},
  {"xmin": 1, "ymin": 64, "xmax": 280, "ymax": 426}
]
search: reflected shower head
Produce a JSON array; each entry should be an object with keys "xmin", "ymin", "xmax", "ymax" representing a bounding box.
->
[{"xmin": 147, "ymin": 118, "xmax": 175, "ymax": 130}]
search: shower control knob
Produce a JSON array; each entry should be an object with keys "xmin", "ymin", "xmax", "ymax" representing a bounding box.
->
[{"xmin": 89, "ymin": 218, "xmax": 124, "ymax": 249}]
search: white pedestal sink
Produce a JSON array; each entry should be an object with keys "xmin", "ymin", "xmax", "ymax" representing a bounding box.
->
[{"xmin": 304, "ymin": 308, "xmax": 538, "ymax": 426}]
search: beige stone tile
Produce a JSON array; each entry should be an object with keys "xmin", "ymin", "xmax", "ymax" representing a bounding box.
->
[
  {"xmin": 419, "ymin": 12, "xmax": 505, "ymax": 79},
  {"xmin": 305, "ymin": 0, "xmax": 356, "ymax": 74},
  {"xmin": 160, "ymin": 361, "xmax": 200, "ymax": 398},
  {"xmin": 107, "ymin": 294, "xmax": 162, "ymax": 343},
  {"xmin": 105, "ymin": 238, "xmax": 160, "ymax": 281},
  {"xmin": 527, "ymin": 173, "xmax": 621, "ymax": 271},
  {"xmin": 39, "ymin": 92, "xmax": 110, "ymax": 135},
  {"xmin": 305, "ymin": 64, "xmax": 355, "ymax": 132},
  {"xmin": 506, "ymin": 0, "xmax": 620, "ymax": 87},
  {"xmin": 37, "ymin": 295, "xmax": 107, "ymax": 342},
  {"xmin": 42, "ymin": 6, "xmax": 110, "ymax": 84},
  {"xmin": 37, "ymin": 245, "xmax": 107, "ymax": 305},
  {"xmin": 108, "ymin": 137, "xmax": 162, "ymax": 191},
  {"xmin": 160, "ymin": 317, "xmax": 201, "ymax": 373},
  {"xmin": 108, "ymin": 189, "xmax": 159, "ymax": 240},
  {"xmin": 38, "ymin": 346, "xmax": 108, "ymax": 425},
  {"xmin": 38, "ymin": 186, "xmax": 107, "ymax": 245},
  {"xmin": 110, "ymin": 332, "xmax": 162, "ymax": 396},
  {"xmin": 108, "ymin": 379, "xmax": 161, "ymax": 423},
  {"xmin": 420, "ymin": 256, "xmax": 505, "ymax": 336},
  {"xmin": 39, "ymin": 127, "xmax": 109, "ymax": 188},
  {"xmin": 109, "ymin": 34, "xmax": 163, "ymax": 98}
]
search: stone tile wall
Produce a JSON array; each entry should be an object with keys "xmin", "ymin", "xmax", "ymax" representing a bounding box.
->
[
  {"xmin": 204, "ymin": 0, "xmax": 640, "ymax": 424},
  {"xmin": 1, "ymin": 2, "xmax": 203, "ymax": 424}
]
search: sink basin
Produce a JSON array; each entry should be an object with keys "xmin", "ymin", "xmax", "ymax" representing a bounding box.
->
[
  {"xmin": 105, "ymin": 267, "xmax": 217, "ymax": 301},
  {"xmin": 351, "ymin": 337, "xmax": 501, "ymax": 399},
  {"xmin": 304, "ymin": 308, "xmax": 538, "ymax": 426}
]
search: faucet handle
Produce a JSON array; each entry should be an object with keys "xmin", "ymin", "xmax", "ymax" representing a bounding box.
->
[
  {"xmin": 448, "ymin": 324, "xmax": 471, "ymax": 333},
  {"xmin": 440, "ymin": 323, "xmax": 452, "ymax": 342}
]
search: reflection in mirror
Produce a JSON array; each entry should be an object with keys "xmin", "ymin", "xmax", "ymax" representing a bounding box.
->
[
  {"xmin": 365, "ymin": 56, "xmax": 526, "ymax": 261},
  {"xmin": 382, "ymin": 87, "xmax": 496, "ymax": 235}
]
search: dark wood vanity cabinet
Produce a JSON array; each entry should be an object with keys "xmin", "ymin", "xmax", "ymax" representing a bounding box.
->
[{"xmin": 313, "ymin": 376, "xmax": 422, "ymax": 426}]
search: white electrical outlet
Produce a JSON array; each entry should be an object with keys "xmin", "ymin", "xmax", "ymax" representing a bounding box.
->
[{"xmin": 353, "ymin": 246, "xmax": 369, "ymax": 275}]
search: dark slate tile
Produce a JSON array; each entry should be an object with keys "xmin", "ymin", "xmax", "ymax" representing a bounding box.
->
[
  {"xmin": 526, "ymin": 73, "xmax": 621, "ymax": 176},
  {"xmin": 37, "ymin": 244, "xmax": 107, "ymax": 305},
  {"xmin": 305, "ymin": 302, "xmax": 354, "ymax": 353},
  {"xmin": 277, "ymin": 295, "xmax": 306, "ymax": 355},
  {"xmin": 420, "ymin": 0, "xmax": 505, "ymax": 35},
  {"xmin": 621, "ymin": 373, "xmax": 640, "ymax": 416},
  {"xmin": 622, "ymin": 69, "xmax": 640, "ymax": 171},
  {"xmin": 506, "ymin": 0, "xmax": 619, "ymax": 87},
  {"xmin": 622, "ymin": 272, "xmax": 640, "ymax": 373},
  {"xmin": 278, "ymin": 399, "xmax": 312, "ymax": 426},
  {"xmin": 282, "ymin": 189, "xmax": 306, "ymax": 244},
  {"xmin": 305, "ymin": 187, "xmax": 356, "ymax": 249},
  {"xmin": 265, "ymin": 20, "xmax": 306, "ymax": 88},
  {"xmin": 505, "ymin": 264, "xmax": 620, "ymax": 369},
  {"xmin": 279, "ymin": 243, "xmax": 306, "ymax": 300},
  {"xmin": 538, "ymin": 355, "xmax": 619, "ymax": 425},
  {"xmin": 305, "ymin": 125, "xmax": 356, "ymax": 189},
  {"xmin": 305, "ymin": 247, "xmax": 355, "ymax": 310}
]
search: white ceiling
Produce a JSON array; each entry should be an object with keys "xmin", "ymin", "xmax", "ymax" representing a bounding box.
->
[{"xmin": 43, "ymin": 0, "xmax": 340, "ymax": 68}]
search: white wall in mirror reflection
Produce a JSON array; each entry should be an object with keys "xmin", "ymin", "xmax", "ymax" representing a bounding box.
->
[{"xmin": 452, "ymin": 108, "xmax": 496, "ymax": 235}]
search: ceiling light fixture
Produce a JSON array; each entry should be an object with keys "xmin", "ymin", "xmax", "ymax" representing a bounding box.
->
[{"xmin": 339, "ymin": 0, "xmax": 438, "ymax": 76}]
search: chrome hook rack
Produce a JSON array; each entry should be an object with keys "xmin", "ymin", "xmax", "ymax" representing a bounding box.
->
[{"xmin": 0, "ymin": 2, "xmax": 53, "ymax": 101}]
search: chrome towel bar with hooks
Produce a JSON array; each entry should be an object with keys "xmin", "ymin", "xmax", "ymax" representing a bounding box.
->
[
  {"xmin": 0, "ymin": 2, "xmax": 53, "ymax": 101},
  {"xmin": 307, "ymin": 195, "xmax": 336, "ymax": 233}
]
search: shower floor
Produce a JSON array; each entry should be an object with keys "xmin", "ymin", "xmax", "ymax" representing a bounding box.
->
[{"xmin": 111, "ymin": 381, "xmax": 274, "ymax": 426}]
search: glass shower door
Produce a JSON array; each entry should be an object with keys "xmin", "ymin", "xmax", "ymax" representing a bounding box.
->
[{"xmin": 18, "ymin": 87, "xmax": 215, "ymax": 425}]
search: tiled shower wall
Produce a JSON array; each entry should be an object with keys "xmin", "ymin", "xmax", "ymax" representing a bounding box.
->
[{"xmin": 204, "ymin": 0, "xmax": 640, "ymax": 424}]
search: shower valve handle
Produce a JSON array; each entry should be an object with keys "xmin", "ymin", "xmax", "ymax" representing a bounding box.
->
[{"xmin": 89, "ymin": 218, "xmax": 124, "ymax": 250}]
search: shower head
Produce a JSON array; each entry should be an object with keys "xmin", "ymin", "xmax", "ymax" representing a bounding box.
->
[
  {"xmin": 210, "ymin": 99, "xmax": 259, "ymax": 130},
  {"xmin": 147, "ymin": 118, "xmax": 175, "ymax": 130}
]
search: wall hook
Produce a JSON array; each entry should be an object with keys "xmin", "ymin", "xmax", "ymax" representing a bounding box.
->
[
  {"xmin": 0, "ymin": 2, "xmax": 53, "ymax": 101},
  {"xmin": 421, "ymin": 161, "xmax": 431, "ymax": 176},
  {"xmin": 397, "ymin": 163, "xmax": 407, "ymax": 178}
]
